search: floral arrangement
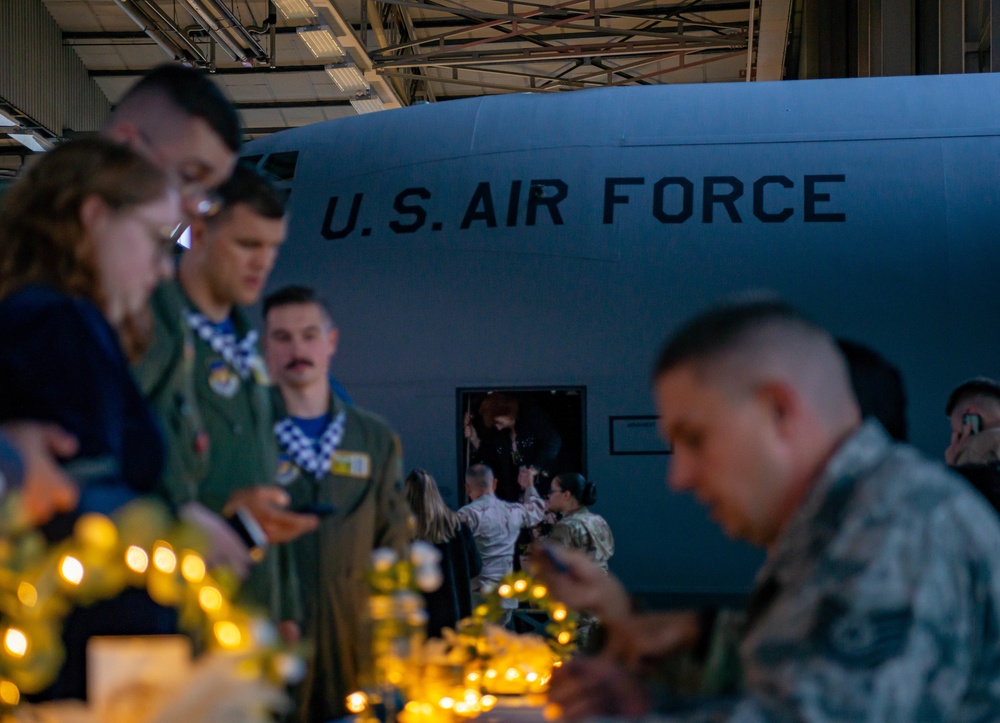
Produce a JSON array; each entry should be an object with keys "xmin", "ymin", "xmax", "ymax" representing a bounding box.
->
[
  {"xmin": 351, "ymin": 546, "xmax": 577, "ymax": 721},
  {"xmin": 0, "ymin": 497, "xmax": 293, "ymax": 717}
]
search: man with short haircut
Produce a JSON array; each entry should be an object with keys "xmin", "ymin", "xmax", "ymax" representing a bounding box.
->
[
  {"xmin": 134, "ymin": 166, "xmax": 317, "ymax": 617},
  {"xmin": 458, "ymin": 463, "xmax": 544, "ymax": 626},
  {"xmin": 945, "ymin": 377, "xmax": 1000, "ymax": 465},
  {"xmin": 262, "ymin": 284, "xmax": 410, "ymax": 723},
  {"xmin": 544, "ymin": 298, "xmax": 1000, "ymax": 720},
  {"xmin": 103, "ymin": 63, "xmax": 239, "ymax": 219}
]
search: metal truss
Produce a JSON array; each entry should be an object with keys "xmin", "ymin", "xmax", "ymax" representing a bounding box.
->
[{"xmin": 361, "ymin": 0, "xmax": 755, "ymax": 102}]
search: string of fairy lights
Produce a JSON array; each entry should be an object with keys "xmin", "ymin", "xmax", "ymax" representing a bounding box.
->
[{"xmin": 0, "ymin": 496, "xmax": 282, "ymax": 710}]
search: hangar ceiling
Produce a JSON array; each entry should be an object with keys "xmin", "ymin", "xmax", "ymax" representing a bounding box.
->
[{"xmin": 51, "ymin": 0, "xmax": 787, "ymax": 127}]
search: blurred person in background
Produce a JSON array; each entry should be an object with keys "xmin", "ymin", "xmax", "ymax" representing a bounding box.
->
[{"xmin": 405, "ymin": 468, "xmax": 481, "ymax": 637}]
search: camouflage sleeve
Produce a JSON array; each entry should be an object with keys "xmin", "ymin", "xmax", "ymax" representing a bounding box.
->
[
  {"xmin": 669, "ymin": 495, "xmax": 994, "ymax": 721},
  {"xmin": 456, "ymin": 504, "xmax": 477, "ymax": 534},
  {"xmin": 546, "ymin": 520, "xmax": 577, "ymax": 550},
  {"xmin": 514, "ymin": 486, "xmax": 545, "ymax": 528},
  {"xmin": 374, "ymin": 433, "xmax": 410, "ymax": 553}
]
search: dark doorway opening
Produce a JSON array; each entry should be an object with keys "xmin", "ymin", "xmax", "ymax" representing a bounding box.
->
[{"xmin": 456, "ymin": 387, "xmax": 585, "ymax": 505}]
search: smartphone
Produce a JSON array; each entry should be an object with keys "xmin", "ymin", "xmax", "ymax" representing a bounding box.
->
[
  {"xmin": 963, "ymin": 413, "xmax": 983, "ymax": 435},
  {"xmin": 291, "ymin": 503, "xmax": 337, "ymax": 517},
  {"xmin": 539, "ymin": 543, "xmax": 569, "ymax": 574}
]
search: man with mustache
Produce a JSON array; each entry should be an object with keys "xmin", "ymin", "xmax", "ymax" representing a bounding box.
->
[{"xmin": 263, "ymin": 284, "xmax": 410, "ymax": 723}]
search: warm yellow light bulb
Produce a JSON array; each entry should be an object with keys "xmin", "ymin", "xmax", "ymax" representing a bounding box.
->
[
  {"xmin": 75, "ymin": 513, "xmax": 118, "ymax": 551},
  {"xmin": 0, "ymin": 680, "xmax": 19, "ymax": 705},
  {"xmin": 181, "ymin": 554, "xmax": 206, "ymax": 583},
  {"xmin": 526, "ymin": 672, "xmax": 539, "ymax": 683},
  {"xmin": 125, "ymin": 546, "xmax": 149, "ymax": 573},
  {"xmin": 497, "ymin": 584, "xmax": 513, "ymax": 597},
  {"xmin": 213, "ymin": 621, "xmax": 242, "ymax": 649},
  {"xmin": 551, "ymin": 607, "xmax": 567, "ymax": 621},
  {"xmin": 463, "ymin": 689, "xmax": 479, "ymax": 704},
  {"xmin": 4, "ymin": 629, "xmax": 27, "ymax": 658},
  {"xmin": 513, "ymin": 578, "xmax": 528, "ymax": 593},
  {"xmin": 557, "ymin": 631, "xmax": 572, "ymax": 645},
  {"xmin": 485, "ymin": 668, "xmax": 497, "ymax": 679},
  {"xmin": 16, "ymin": 582, "xmax": 37, "ymax": 608},
  {"xmin": 466, "ymin": 671, "xmax": 481, "ymax": 683},
  {"xmin": 345, "ymin": 691, "xmax": 368, "ymax": 713},
  {"xmin": 480, "ymin": 694, "xmax": 497, "ymax": 710},
  {"xmin": 199, "ymin": 586, "xmax": 223, "ymax": 612},
  {"xmin": 454, "ymin": 701, "xmax": 471, "ymax": 714},
  {"xmin": 439, "ymin": 696, "xmax": 455, "ymax": 709},
  {"xmin": 60, "ymin": 555, "xmax": 84, "ymax": 585},
  {"xmin": 532, "ymin": 585, "xmax": 548, "ymax": 599},
  {"xmin": 504, "ymin": 667, "xmax": 520, "ymax": 681},
  {"xmin": 153, "ymin": 543, "xmax": 177, "ymax": 573}
]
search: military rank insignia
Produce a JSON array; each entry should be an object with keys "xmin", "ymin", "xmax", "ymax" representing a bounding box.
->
[
  {"xmin": 207, "ymin": 360, "xmax": 240, "ymax": 398},
  {"xmin": 276, "ymin": 454, "xmax": 300, "ymax": 486},
  {"xmin": 330, "ymin": 451, "xmax": 371, "ymax": 478}
]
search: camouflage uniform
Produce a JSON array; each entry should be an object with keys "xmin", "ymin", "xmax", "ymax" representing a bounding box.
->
[
  {"xmin": 598, "ymin": 421, "xmax": 1000, "ymax": 721},
  {"xmin": 547, "ymin": 507, "xmax": 614, "ymax": 648},
  {"xmin": 547, "ymin": 507, "xmax": 614, "ymax": 573}
]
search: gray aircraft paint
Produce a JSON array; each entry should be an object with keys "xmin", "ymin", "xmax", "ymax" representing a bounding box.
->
[{"xmin": 247, "ymin": 73, "xmax": 1000, "ymax": 601}]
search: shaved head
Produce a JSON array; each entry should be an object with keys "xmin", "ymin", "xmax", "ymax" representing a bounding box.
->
[
  {"xmin": 466, "ymin": 464, "xmax": 495, "ymax": 491},
  {"xmin": 654, "ymin": 298, "xmax": 859, "ymax": 434}
]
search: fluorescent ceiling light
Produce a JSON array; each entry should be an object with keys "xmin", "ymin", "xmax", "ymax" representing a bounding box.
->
[
  {"xmin": 9, "ymin": 133, "xmax": 52, "ymax": 152},
  {"xmin": 273, "ymin": 0, "xmax": 316, "ymax": 21},
  {"xmin": 0, "ymin": 111, "xmax": 18, "ymax": 128},
  {"xmin": 298, "ymin": 26, "xmax": 343, "ymax": 60},
  {"xmin": 351, "ymin": 96, "xmax": 385, "ymax": 114},
  {"xmin": 326, "ymin": 63, "xmax": 369, "ymax": 94}
]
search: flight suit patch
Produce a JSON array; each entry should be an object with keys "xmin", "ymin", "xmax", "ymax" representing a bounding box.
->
[
  {"xmin": 207, "ymin": 360, "xmax": 240, "ymax": 398},
  {"xmin": 276, "ymin": 454, "xmax": 300, "ymax": 486},
  {"xmin": 330, "ymin": 451, "xmax": 371, "ymax": 478},
  {"xmin": 249, "ymin": 355, "xmax": 271, "ymax": 386}
]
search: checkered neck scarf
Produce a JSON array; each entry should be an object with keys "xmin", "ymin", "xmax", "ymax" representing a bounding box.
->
[
  {"xmin": 186, "ymin": 310, "xmax": 259, "ymax": 379},
  {"xmin": 274, "ymin": 411, "xmax": 347, "ymax": 480}
]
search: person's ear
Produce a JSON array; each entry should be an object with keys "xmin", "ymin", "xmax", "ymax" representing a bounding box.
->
[
  {"xmin": 755, "ymin": 381, "xmax": 800, "ymax": 439},
  {"xmin": 327, "ymin": 328, "xmax": 339, "ymax": 358},
  {"xmin": 78, "ymin": 195, "xmax": 109, "ymax": 238},
  {"xmin": 188, "ymin": 218, "xmax": 209, "ymax": 252},
  {"xmin": 104, "ymin": 121, "xmax": 143, "ymax": 151}
]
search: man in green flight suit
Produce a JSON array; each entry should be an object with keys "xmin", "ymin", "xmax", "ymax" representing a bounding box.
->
[
  {"xmin": 134, "ymin": 165, "xmax": 318, "ymax": 618},
  {"xmin": 262, "ymin": 285, "xmax": 411, "ymax": 722}
]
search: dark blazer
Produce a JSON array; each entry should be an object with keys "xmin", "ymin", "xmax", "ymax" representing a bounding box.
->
[
  {"xmin": 424, "ymin": 521, "xmax": 482, "ymax": 637},
  {"xmin": 0, "ymin": 284, "xmax": 173, "ymax": 700}
]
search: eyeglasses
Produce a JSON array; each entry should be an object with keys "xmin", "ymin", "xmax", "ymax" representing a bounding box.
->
[
  {"xmin": 136, "ymin": 130, "xmax": 223, "ymax": 218},
  {"xmin": 178, "ymin": 176, "xmax": 223, "ymax": 217},
  {"xmin": 135, "ymin": 217, "xmax": 185, "ymax": 258}
]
